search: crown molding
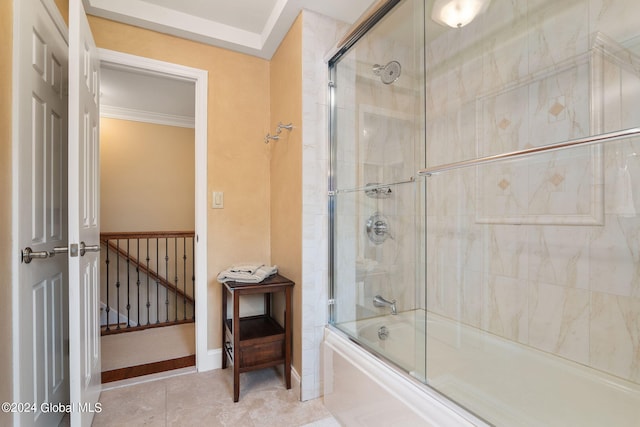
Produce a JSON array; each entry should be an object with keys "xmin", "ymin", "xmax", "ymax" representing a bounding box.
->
[
  {"xmin": 83, "ymin": 0, "xmax": 302, "ymax": 59},
  {"xmin": 101, "ymin": 105, "xmax": 195, "ymax": 128}
]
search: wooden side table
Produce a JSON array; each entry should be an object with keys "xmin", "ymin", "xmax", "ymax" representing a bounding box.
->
[{"xmin": 221, "ymin": 274, "xmax": 294, "ymax": 402}]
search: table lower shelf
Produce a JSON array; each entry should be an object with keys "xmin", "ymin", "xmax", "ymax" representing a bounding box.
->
[
  {"xmin": 224, "ymin": 315, "xmax": 286, "ymax": 371},
  {"xmin": 225, "ymin": 314, "xmax": 285, "ymax": 340}
]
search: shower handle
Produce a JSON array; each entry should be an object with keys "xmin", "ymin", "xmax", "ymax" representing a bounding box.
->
[
  {"xmin": 372, "ymin": 219, "xmax": 393, "ymax": 240},
  {"xmin": 372, "ymin": 220, "xmax": 387, "ymax": 235},
  {"xmin": 366, "ymin": 212, "xmax": 393, "ymax": 244}
]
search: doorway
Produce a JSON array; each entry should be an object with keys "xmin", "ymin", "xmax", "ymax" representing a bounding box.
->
[{"xmin": 97, "ymin": 49, "xmax": 209, "ymax": 381}]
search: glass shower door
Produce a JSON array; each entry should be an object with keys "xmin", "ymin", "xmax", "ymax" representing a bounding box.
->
[{"xmin": 328, "ymin": 0, "xmax": 426, "ymax": 379}]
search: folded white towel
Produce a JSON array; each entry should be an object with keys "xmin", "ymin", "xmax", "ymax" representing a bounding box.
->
[
  {"xmin": 217, "ymin": 264, "xmax": 278, "ymax": 284},
  {"xmin": 229, "ymin": 264, "xmax": 263, "ymax": 275}
]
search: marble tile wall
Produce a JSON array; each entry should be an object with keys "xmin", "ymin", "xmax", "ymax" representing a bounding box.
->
[
  {"xmin": 425, "ymin": 0, "xmax": 640, "ymax": 385},
  {"xmin": 300, "ymin": 10, "xmax": 349, "ymax": 401},
  {"xmin": 331, "ymin": 0, "xmax": 426, "ymax": 327}
]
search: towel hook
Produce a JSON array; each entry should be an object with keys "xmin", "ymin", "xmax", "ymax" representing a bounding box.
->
[
  {"xmin": 277, "ymin": 122, "xmax": 293, "ymax": 132},
  {"xmin": 264, "ymin": 133, "xmax": 280, "ymax": 144},
  {"xmin": 264, "ymin": 121, "xmax": 294, "ymax": 144}
]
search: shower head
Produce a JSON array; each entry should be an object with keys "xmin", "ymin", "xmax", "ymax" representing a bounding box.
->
[{"xmin": 372, "ymin": 60, "xmax": 401, "ymax": 85}]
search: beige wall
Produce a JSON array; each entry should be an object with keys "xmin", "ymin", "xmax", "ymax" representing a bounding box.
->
[
  {"xmin": 87, "ymin": 16, "xmax": 272, "ymax": 349},
  {"xmin": 53, "ymin": 0, "xmax": 68, "ymax": 24},
  {"xmin": 100, "ymin": 118, "xmax": 195, "ymax": 232},
  {"xmin": 269, "ymin": 16, "xmax": 303, "ymax": 375},
  {"xmin": 0, "ymin": 0, "xmax": 13, "ymax": 424},
  {"xmin": 2, "ymin": 1, "xmax": 308, "ymax": 406}
]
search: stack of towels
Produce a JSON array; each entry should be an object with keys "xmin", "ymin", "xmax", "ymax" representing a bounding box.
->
[{"xmin": 217, "ymin": 264, "xmax": 278, "ymax": 284}]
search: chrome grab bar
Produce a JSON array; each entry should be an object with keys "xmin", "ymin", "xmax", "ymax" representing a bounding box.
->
[
  {"xmin": 417, "ymin": 128, "xmax": 640, "ymax": 177},
  {"xmin": 332, "ymin": 177, "xmax": 415, "ymax": 195}
]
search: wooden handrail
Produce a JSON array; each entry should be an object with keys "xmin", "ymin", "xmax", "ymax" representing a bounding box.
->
[
  {"xmin": 101, "ymin": 237, "xmax": 195, "ymax": 305},
  {"xmin": 100, "ymin": 230, "xmax": 194, "ymax": 240}
]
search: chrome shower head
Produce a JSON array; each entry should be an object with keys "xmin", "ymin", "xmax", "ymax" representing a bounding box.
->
[{"xmin": 372, "ymin": 60, "xmax": 401, "ymax": 84}]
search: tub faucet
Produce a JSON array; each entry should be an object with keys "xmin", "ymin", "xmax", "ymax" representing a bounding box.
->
[{"xmin": 373, "ymin": 295, "xmax": 397, "ymax": 315}]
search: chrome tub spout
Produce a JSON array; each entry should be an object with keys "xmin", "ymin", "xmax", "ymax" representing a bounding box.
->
[{"xmin": 373, "ymin": 295, "xmax": 397, "ymax": 315}]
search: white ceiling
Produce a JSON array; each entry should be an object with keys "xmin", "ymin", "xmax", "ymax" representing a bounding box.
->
[{"xmin": 84, "ymin": 0, "xmax": 377, "ymax": 59}]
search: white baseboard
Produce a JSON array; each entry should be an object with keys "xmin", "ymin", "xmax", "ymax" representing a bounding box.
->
[
  {"xmin": 292, "ymin": 366, "xmax": 301, "ymax": 401},
  {"xmin": 273, "ymin": 364, "xmax": 302, "ymax": 400},
  {"xmin": 197, "ymin": 348, "xmax": 222, "ymax": 372}
]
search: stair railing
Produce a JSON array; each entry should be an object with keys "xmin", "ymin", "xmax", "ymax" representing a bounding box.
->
[{"xmin": 100, "ymin": 231, "xmax": 195, "ymax": 335}]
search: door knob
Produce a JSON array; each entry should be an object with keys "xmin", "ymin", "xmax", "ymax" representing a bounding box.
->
[
  {"xmin": 21, "ymin": 247, "xmax": 50, "ymax": 264},
  {"xmin": 79, "ymin": 241, "xmax": 100, "ymax": 256}
]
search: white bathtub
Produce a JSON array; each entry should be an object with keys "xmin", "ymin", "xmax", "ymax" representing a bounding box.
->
[
  {"xmin": 324, "ymin": 310, "xmax": 640, "ymax": 426},
  {"xmin": 338, "ymin": 311, "xmax": 427, "ymax": 379}
]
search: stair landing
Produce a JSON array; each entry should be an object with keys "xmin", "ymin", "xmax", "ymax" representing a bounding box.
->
[{"xmin": 101, "ymin": 322, "xmax": 195, "ymax": 382}]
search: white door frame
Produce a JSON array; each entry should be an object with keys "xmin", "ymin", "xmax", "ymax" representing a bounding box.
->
[{"xmin": 97, "ymin": 49, "xmax": 211, "ymax": 371}]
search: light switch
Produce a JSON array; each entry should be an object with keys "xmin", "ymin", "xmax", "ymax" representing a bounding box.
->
[{"xmin": 212, "ymin": 191, "xmax": 224, "ymax": 209}]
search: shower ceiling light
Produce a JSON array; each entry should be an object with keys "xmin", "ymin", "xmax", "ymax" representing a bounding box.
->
[{"xmin": 431, "ymin": 0, "xmax": 491, "ymax": 28}]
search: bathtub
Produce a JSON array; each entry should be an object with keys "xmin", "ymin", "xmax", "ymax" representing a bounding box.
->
[
  {"xmin": 337, "ymin": 310, "xmax": 427, "ymax": 379},
  {"xmin": 323, "ymin": 310, "xmax": 640, "ymax": 426}
]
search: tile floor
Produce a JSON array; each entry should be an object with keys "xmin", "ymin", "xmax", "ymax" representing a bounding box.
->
[{"xmin": 91, "ymin": 367, "xmax": 338, "ymax": 427}]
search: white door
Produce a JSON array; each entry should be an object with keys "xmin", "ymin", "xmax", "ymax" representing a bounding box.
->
[
  {"xmin": 68, "ymin": 0, "xmax": 101, "ymax": 425},
  {"xmin": 13, "ymin": 0, "xmax": 69, "ymax": 426}
]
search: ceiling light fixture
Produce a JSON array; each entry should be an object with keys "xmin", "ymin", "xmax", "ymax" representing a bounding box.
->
[{"xmin": 431, "ymin": 0, "xmax": 491, "ymax": 28}]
